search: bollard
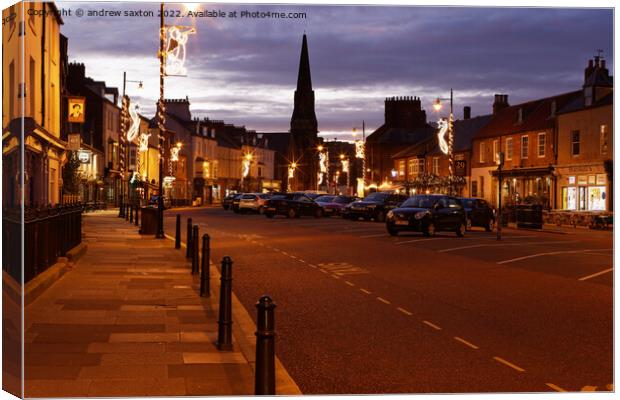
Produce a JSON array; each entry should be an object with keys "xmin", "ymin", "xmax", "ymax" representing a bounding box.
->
[
  {"xmin": 216, "ymin": 256, "xmax": 233, "ymax": 351},
  {"xmin": 134, "ymin": 205, "xmax": 139, "ymax": 226},
  {"xmin": 186, "ymin": 217, "xmax": 193, "ymax": 258},
  {"xmin": 175, "ymin": 214, "xmax": 181, "ymax": 249},
  {"xmin": 200, "ymin": 234, "xmax": 210, "ymax": 297},
  {"xmin": 118, "ymin": 201, "xmax": 124, "ymax": 218},
  {"xmin": 255, "ymin": 295, "xmax": 276, "ymax": 395},
  {"xmin": 125, "ymin": 203, "xmax": 129, "ymax": 221},
  {"xmin": 192, "ymin": 225, "xmax": 199, "ymax": 274},
  {"xmin": 129, "ymin": 204, "xmax": 134, "ymax": 223}
]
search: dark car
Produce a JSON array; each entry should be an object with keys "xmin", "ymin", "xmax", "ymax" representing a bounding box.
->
[
  {"xmin": 386, "ymin": 194, "xmax": 467, "ymax": 237},
  {"xmin": 315, "ymin": 195, "xmax": 356, "ymax": 216},
  {"xmin": 148, "ymin": 195, "xmax": 170, "ymax": 209},
  {"xmin": 460, "ymin": 197, "xmax": 495, "ymax": 231},
  {"xmin": 343, "ymin": 192, "xmax": 408, "ymax": 222},
  {"xmin": 222, "ymin": 193, "xmax": 239, "ymax": 210},
  {"xmin": 264, "ymin": 193, "xmax": 324, "ymax": 218}
]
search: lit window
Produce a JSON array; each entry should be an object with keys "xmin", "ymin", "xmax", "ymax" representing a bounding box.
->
[
  {"xmin": 571, "ymin": 131, "xmax": 580, "ymax": 156},
  {"xmin": 537, "ymin": 133, "xmax": 546, "ymax": 157},
  {"xmin": 506, "ymin": 138, "xmax": 513, "ymax": 160},
  {"xmin": 493, "ymin": 140, "xmax": 499, "ymax": 162},
  {"xmin": 600, "ymin": 125, "xmax": 609, "ymax": 155},
  {"xmin": 479, "ymin": 142, "xmax": 485, "ymax": 163},
  {"xmin": 521, "ymin": 135, "xmax": 529, "ymax": 159},
  {"xmin": 432, "ymin": 157, "xmax": 439, "ymax": 175}
]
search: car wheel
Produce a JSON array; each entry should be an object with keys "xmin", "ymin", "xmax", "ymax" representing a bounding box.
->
[
  {"xmin": 387, "ymin": 226, "xmax": 399, "ymax": 236},
  {"xmin": 423, "ymin": 222, "xmax": 436, "ymax": 237},
  {"xmin": 466, "ymin": 217, "xmax": 472, "ymax": 231},
  {"xmin": 265, "ymin": 213, "xmax": 274, "ymax": 219},
  {"xmin": 314, "ymin": 208, "xmax": 324, "ymax": 218},
  {"xmin": 375, "ymin": 210, "xmax": 386, "ymax": 223},
  {"xmin": 456, "ymin": 222, "xmax": 466, "ymax": 237},
  {"xmin": 258, "ymin": 206, "xmax": 265, "ymax": 215},
  {"xmin": 485, "ymin": 219, "xmax": 495, "ymax": 232},
  {"xmin": 287, "ymin": 208, "xmax": 297, "ymax": 219}
]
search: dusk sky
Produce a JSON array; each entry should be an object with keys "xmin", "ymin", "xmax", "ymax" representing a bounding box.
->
[{"xmin": 58, "ymin": 2, "xmax": 613, "ymax": 140}]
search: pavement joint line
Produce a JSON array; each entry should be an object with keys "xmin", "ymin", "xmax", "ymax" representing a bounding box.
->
[
  {"xmin": 578, "ymin": 267, "xmax": 613, "ymax": 281},
  {"xmin": 345, "ymin": 281, "xmax": 355, "ymax": 287},
  {"xmin": 493, "ymin": 356, "xmax": 525, "ymax": 372},
  {"xmin": 545, "ymin": 383, "xmax": 567, "ymax": 392},
  {"xmin": 422, "ymin": 320, "xmax": 442, "ymax": 330},
  {"xmin": 397, "ymin": 307, "xmax": 412, "ymax": 316},
  {"xmin": 453, "ymin": 336, "xmax": 480, "ymax": 349},
  {"xmin": 376, "ymin": 296, "xmax": 391, "ymax": 305},
  {"xmin": 359, "ymin": 288, "xmax": 371, "ymax": 295},
  {"xmin": 497, "ymin": 248, "xmax": 612, "ymax": 264}
]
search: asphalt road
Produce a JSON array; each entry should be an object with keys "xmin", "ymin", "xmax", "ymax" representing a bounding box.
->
[{"xmin": 163, "ymin": 207, "xmax": 613, "ymax": 394}]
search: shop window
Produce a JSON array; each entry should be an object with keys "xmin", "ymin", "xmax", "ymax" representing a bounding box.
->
[
  {"xmin": 506, "ymin": 138, "xmax": 513, "ymax": 161},
  {"xmin": 562, "ymin": 187, "xmax": 577, "ymax": 210},
  {"xmin": 571, "ymin": 131, "xmax": 580, "ymax": 156},
  {"xmin": 408, "ymin": 159, "xmax": 415, "ymax": 175},
  {"xmin": 588, "ymin": 187, "xmax": 607, "ymax": 211},
  {"xmin": 600, "ymin": 125, "xmax": 609, "ymax": 155},
  {"xmin": 521, "ymin": 136, "xmax": 529, "ymax": 159},
  {"xmin": 537, "ymin": 133, "xmax": 546, "ymax": 157}
]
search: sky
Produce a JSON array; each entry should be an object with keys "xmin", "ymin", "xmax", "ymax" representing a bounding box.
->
[{"xmin": 57, "ymin": 2, "xmax": 613, "ymax": 141}]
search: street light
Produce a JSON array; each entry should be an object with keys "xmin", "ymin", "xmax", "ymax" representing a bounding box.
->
[{"xmin": 433, "ymin": 88, "xmax": 455, "ymax": 196}]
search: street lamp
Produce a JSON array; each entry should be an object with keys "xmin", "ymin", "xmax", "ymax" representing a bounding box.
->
[
  {"xmin": 433, "ymin": 88, "xmax": 454, "ymax": 196},
  {"xmin": 155, "ymin": 2, "xmax": 166, "ymax": 239},
  {"xmin": 496, "ymin": 151, "xmax": 504, "ymax": 241},
  {"xmin": 353, "ymin": 122, "xmax": 366, "ymax": 197}
]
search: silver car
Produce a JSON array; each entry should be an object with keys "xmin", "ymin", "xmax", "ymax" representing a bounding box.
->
[{"xmin": 238, "ymin": 193, "xmax": 270, "ymax": 214}]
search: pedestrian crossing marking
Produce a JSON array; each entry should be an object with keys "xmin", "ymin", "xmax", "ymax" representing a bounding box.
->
[{"xmin": 317, "ymin": 262, "xmax": 369, "ymax": 276}]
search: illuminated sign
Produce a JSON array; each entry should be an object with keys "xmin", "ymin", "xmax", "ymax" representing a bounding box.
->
[
  {"xmin": 67, "ymin": 96, "xmax": 86, "ymax": 123},
  {"xmin": 77, "ymin": 149, "xmax": 91, "ymax": 164}
]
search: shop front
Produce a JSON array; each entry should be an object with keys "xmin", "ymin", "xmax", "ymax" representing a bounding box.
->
[
  {"xmin": 556, "ymin": 164, "xmax": 609, "ymax": 211},
  {"xmin": 491, "ymin": 166, "xmax": 554, "ymax": 208}
]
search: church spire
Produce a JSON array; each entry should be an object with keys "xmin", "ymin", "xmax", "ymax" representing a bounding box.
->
[{"xmin": 296, "ymin": 34, "xmax": 313, "ymax": 92}]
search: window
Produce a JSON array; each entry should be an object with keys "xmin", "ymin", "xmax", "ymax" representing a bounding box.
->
[
  {"xmin": 479, "ymin": 176, "xmax": 484, "ymax": 198},
  {"xmin": 398, "ymin": 160, "xmax": 405, "ymax": 177},
  {"xmin": 600, "ymin": 125, "xmax": 609, "ymax": 155},
  {"xmin": 521, "ymin": 135, "xmax": 529, "ymax": 159},
  {"xmin": 432, "ymin": 157, "xmax": 439, "ymax": 175},
  {"xmin": 479, "ymin": 142, "xmax": 485, "ymax": 163},
  {"xmin": 418, "ymin": 159, "xmax": 425, "ymax": 175},
  {"xmin": 258, "ymin": 167, "xmax": 262, "ymax": 177},
  {"xmin": 408, "ymin": 159, "xmax": 415, "ymax": 175},
  {"xmin": 571, "ymin": 130, "xmax": 580, "ymax": 156},
  {"xmin": 517, "ymin": 108, "xmax": 523, "ymax": 123},
  {"xmin": 537, "ymin": 133, "xmax": 546, "ymax": 157},
  {"xmin": 506, "ymin": 138, "xmax": 513, "ymax": 160},
  {"xmin": 493, "ymin": 140, "xmax": 499, "ymax": 162},
  {"xmin": 471, "ymin": 181, "xmax": 478, "ymax": 197},
  {"xmin": 129, "ymin": 147, "xmax": 137, "ymax": 169}
]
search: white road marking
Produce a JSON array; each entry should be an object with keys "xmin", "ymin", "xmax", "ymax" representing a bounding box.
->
[
  {"xmin": 281, "ymin": 251, "xmax": 289, "ymax": 255},
  {"xmin": 395, "ymin": 237, "xmax": 450, "ymax": 245},
  {"xmin": 439, "ymin": 240, "xmax": 577, "ymax": 253},
  {"xmin": 454, "ymin": 336, "xmax": 479, "ymax": 349},
  {"xmin": 422, "ymin": 320, "xmax": 442, "ymax": 330},
  {"xmin": 345, "ymin": 281, "xmax": 355, "ymax": 287},
  {"xmin": 360, "ymin": 233, "xmax": 388, "ymax": 239},
  {"xmin": 331, "ymin": 274, "xmax": 340, "ymax": 280},
  {"xmin": 397, "ymin": 307, "xmax": 412, "ymax": 316},
  {"xmin": 290, "ymin": 255, "xmax": 297, "ymax": 259},
  {"xmin": 581, "ymin": 386, "xmax": 597, "ymax": 391},
  {"xmin": 493, "ymin": 356, "xmax": 525, "ymax": 372},
  {"xmin": 376, "ymin": 297, "xmax": 391, "ymax": 305},
  {"xmin": 497, "ymin": 249, "xmax": 612, "ymax": 265},
  {"xmin": 545, "ymin": 383, "xmax": 566, "ymax": 392},
  {"xmin": 578, "ymin": 267, "xmax": 613, "ymax": 281},
  {"xmin": 359, "ymin": 288, "xmax": 371, "ymax": 295}
]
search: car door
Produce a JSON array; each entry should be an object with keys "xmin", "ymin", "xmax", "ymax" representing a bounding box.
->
[
  {"xmin": 434, "ymin": 197, "xmax": 451, "ymax": 229},
  {"xmin": 447, "ymin": 197, "xmax": 465, "ymax": 228}
]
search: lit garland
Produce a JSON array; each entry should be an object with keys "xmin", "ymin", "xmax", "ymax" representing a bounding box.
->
[
  {"xmin": 138, "ymin": 133, "xmax": 150, "ymax": 153},
  {"xmin": 165, "ymin": 26, "xmax": 196, "ymax": 76},
  {"xmin": 341, "ymin": 159, "xmax": 349, "ymax": 174},
  {"xmin": 318, "ymin": 150, "xmax": 328, "ymax": 186},
  {"xmin": 355, "ymin": 140, "xmax": 365, "ymax": 159}
]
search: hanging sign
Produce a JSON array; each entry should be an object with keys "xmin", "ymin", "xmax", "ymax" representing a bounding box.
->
[{"xmin": 67, "ymin": 96, "xmax": 86, "ymax": 123}]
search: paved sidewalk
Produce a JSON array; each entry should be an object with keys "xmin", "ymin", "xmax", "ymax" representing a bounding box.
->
[{"xmin": 24, "ymin": 210, "xmax": 264, "ymax": 397}]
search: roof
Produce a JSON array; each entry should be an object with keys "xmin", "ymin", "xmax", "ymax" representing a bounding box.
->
[
  {"xmin": 366, "ymin": 124, "xmax": 435, "ymax": 145},
  {"xmin": 557, "ymin": 91, "xmax": 613, "ymax": 115},
  {"xmin": 473, "ymin": 90, "xmax": 582, "ymax": 140},
  {"xmin": 584, "ymin": 68, "xmax": 613, "ymax": 88},
  {"xmin": 261, "ymin": 132, "xmax": 291, "ymax": 155}
]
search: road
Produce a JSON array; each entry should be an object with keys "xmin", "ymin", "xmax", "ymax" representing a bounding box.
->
[{"xmin": 163, "ymin": 207, "xmax": 613, "ymax": 394}]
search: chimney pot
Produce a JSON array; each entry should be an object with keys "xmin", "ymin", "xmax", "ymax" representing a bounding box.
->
[{"xmin": 463, "ymin": 106, "xmax": 471, "ymax": 120}]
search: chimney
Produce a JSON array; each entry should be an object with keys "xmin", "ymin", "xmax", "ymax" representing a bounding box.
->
[
  {"xmin": 463, "ymin": 106, "xmax": 471, "ymax": 120},
  {"xmin": 585, "ymin": 58, "xmax": 595, "ymax": 81},
  {"xmin": 493, "ymin": 94, "xmax": 509, "ymax": 114}
]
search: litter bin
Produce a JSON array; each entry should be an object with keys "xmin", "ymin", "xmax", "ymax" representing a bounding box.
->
[
  {"xmin": 516, "ymin": 204, "xmax": 543, "ymax": 229},
  {"xmin": 139, "ymin": 207, "xmax": 159, "ymax": 234}
]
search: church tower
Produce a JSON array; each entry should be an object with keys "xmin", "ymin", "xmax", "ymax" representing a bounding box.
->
[{"xmin": 288, "ymin": 34, "xmax": 319, "ymax": 191}]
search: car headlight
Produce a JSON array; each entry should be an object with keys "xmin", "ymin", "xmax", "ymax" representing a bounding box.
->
[
  {"xmin": 414, "ymin": 211, "xmax": 429, "ymax": 220},
  {"xmin": 387, "ymin": 210, "xmax": 394, "ymax": 219}
]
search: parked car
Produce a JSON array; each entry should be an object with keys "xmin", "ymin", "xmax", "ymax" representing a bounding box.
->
[
  {"xmin": 459, "ymin": 197, "xmax": 495, "ymax": 231},
  {"xmin": 222, "ymin": 193, "xmax": 239, "ymax": 210},
  {"xmin": 238, "ymin": 193, "xmax": 271, "ymax": 214},
  {"xmin": 231, "ymin": 193, "xmax": 245, "ymax": 213},
  {"xmin": 264, "ymin": 192, "xmax": 324, "ymax": 218},
  {"xmin": 343, "ymin": 192, "xmax": 408, "ymax": 222},
  {"xmin": 386, "ymin": 194, "xmax": 467, "ymax": 237},
  {"xmin": 315, "ymin": 195, "xmax": 356, "ymax": 216},
  {"xmin": 148, "ymin": 195, "xmax": 170, "ymax": 209}
]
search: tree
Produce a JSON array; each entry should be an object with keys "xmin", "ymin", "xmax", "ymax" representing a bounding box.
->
[{"xmin": 62, "ymin": 151, "xmax": 83, "ymax": 195}]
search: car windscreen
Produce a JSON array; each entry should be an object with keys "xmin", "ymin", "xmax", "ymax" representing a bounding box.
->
[
  {"xmin": 334, "ymin": 196, "xmax": 353, "ymax": 204},
  {"xmin": 270, "ymin": 195, "xmax": 287, "ymax": 201},
  {"xmin": 462, "ymin": 199, "xmax": 474, "ymax": 208},
  {"xmin": 315, "ymin": 196, "xmax": 335, "ymax": 202},
  {"xmin": 241, "ymin": 195, "xmax": 255, "ymax": 199},
  {"xmin": 364, "ymin": 193, "xmax": 388, "ymax": 201},
  {"xmin": 401, "ymin": 195, "xmax": 439, "ymax": 208}
]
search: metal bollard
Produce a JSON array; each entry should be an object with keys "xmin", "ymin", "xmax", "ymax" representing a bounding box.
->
[
  {"xmin": 119, "ymin": 201, "xmax": 124, "ymax": 218},
  {"xmin": 186, "ymin": 217, "xmax": 193, "ymax": 258},
  {"xmin": 129, "ymin": 204, "xmax": 134, "ymax": 223},
  {"xmin": 255, "ymin": 295, "xmax": 276, "ymax": 395},
  {"xmin": 192, "ymin": 225, "xmax": 199, "ymax": 274},
  {"xmin": 200, "ymin": 234, "xmax": 210, "ymax": 297},
  {"xmin": 125, "ymin": 203, "xmax": 129, "ymax": 221},
  {"xmin": 134, "ymin": 205, "xmax": 139, "ymax": 226},
  {"xmin": 175, "ymin": 214, "xmax": 181, "ymax": 249},
  {"xmin": 216, "ymin": 256, "xmax": 233, "ymax": 351}
]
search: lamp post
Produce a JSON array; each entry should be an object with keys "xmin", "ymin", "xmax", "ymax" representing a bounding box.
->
[
  {"xmin": 241, "ymin": 152, "xmax": 252, "ymax": 192},
  {"xmin": 496, "ymin": 151, "xmax": 504, "ymax": 241},
  {"xmin": 155, "ymin": 1, "xmax": 166, "ymax": 239},
  {"xmin": 433, "ymin": 88, "xmax": 454, "ymax": 196},
  {"xmin": 353, "ymin": 121, "xmax": 366, "ymax": 197}
]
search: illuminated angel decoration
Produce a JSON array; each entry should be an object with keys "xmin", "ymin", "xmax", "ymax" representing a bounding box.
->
[
  {"xmin": 165, "ymin": 26, "xmax": 196, "ymax": 76},
  {"xmin": 318, "ymin": 172, "xmax": 324, "ymax": 186},
  {"xmin": 341, "ymin": 159, "xmax": 349, "ymax": 174},
  {"xmin": 288, "ymin": 166, "xmax": 295, "ymax": 179},
  {"xmin": 127, "ymin": 104, "xmax": 141, "ymax": 142},
  {"xmin": 242, "ymin": 158, "xmax": 251, "ymax": 178},
  {"xmin": 355, "ymin": 140, "xmax": 365, "ymax": 159},
  {"xmin": 138, "ymin": 133, "xmax": 151, "ymax": 153},
  {"xmin": 170, "ymin": 145, "xmax": 180, "ymax": 162},
  {"xmin": 437, "ymin": 118, "xmax": 450, "ymax": 155}
]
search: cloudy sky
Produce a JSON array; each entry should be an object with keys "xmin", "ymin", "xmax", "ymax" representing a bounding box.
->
[{"xmin": 57, "ymin": 2, "xmax": 613, "ymax": 140}]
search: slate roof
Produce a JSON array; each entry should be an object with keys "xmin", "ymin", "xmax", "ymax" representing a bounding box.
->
[
  {"xmin": 557, "ymin": 91, "xmax": 613, "ymax": 115},
  {"xmin": 366, "ymin": 124, "xmax": 436, "ymax": 145}
]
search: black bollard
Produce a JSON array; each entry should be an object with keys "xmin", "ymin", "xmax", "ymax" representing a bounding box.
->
[
  {"xmin": 125, "ymin": 203, "xmax": 129, "ymax": 221},
  {"xmin": 129, "ymin": 204, "xmax": 134, "ymax": 223},
  {"xmin": 175, "ymin": 214, "xmax": 181, "ymax": 249},
  {"xmin": 255, "ymin": 295, "xmax": 276, "ymax": 395},
  {"xmin": 216, "ymin": 256, "xmax": 233, "ymax": 351},
  {"xmin": 192, "ymin": 225, "xmax": 199, "ymax": 274},
  {"xmin": 118, "ymin": 201, "xmax": 124, "ymax": 218},
  {"xmin": 186, "ymin": 217, "xmax": 193, "ymax": 258},
  {"xmin": 134, "ymin": 205, "xmax": 139, "ymax": 226},
  {"xmin": 200, "ymin": 234, "xmax": 210, "ymax": 297}
]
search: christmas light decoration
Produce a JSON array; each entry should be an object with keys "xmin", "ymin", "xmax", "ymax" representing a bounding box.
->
[
  {"xmin": 165, "ymin": 26, "xmax": 196, "ymax": 76},
  {"xmin": 126, "ymin": 103, "xmax": 141, "ymax": 142},
  {"xmin": 170, "ymin": 146, "xmax": 180, "ymax": 162},
  {"xmin": 341, "ymin": 159, "xmax": 349, "ymax": 174},
  {"xmin": 437, "ymin": 118, "xmax": 449, "ymax": 155},
  {"xmin": 355, "ymin": 140, "xmax": 365, "ymax": 159},
  {"xmin": 138, "ymin": 133, "xmax": 150, "ymax": 153}
]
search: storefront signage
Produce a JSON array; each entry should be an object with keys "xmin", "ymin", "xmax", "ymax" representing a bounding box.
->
[
  {"xmin": 68, "ymin": 133, "xmax": 81, "ymax": 150},
  {"xmin": 596, "ymin": 174, "xmax": 607, "ymax": 185},
  {"xmin": 77, "ymin": 149, "xmax": 91, "ymax": 164},
  {"xmin": 455, "ymin": 160, "xmax": 466, "ymax": 176},
  {"xmin": 577, "ymin": 175, "xmax": 587, "ymax": 185},
  {"xmin": 67, "ymin": 96, "xmax": 86, "ymax": 123}
]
